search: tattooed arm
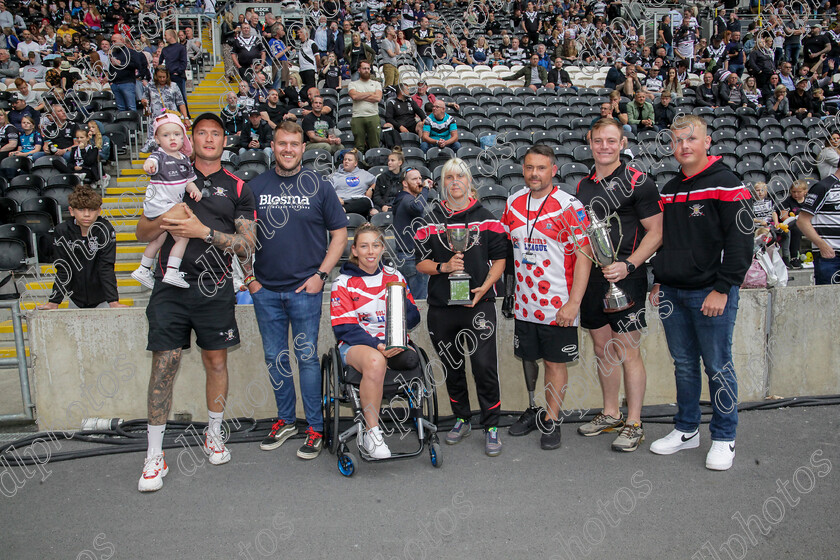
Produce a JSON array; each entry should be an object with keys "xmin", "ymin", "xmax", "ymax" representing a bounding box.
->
[{"xmin": 159, "ymin": 207, "xmax": 257, "ymax": 260}]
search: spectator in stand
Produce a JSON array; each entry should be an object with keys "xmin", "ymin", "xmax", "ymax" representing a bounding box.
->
[
  {"xmin": 349, "ymin": 60, "xmax": 382, "ymax": 151},
  {"xmin": 220, "ymin": 91, "xmax": 245, "ymax": 138},
  {"xmin": 654, "ymin": 91, "xmax": 676, "ymax": 131},
  {"xmin": 0, "ymin": 48, "xmax": 20, "ymax": 86},
  {"xmin": 162, "ymin": 29, "xmax": 189, "ymax": 115},
  {"xmin": 414, "ymin": 17, "xmax": 435, "ymax": 73},
  {"xmin": 717, "ymin": 71, "xmax": 753, "ymax": 109},
  {"xmin": 767, "ymin": 85, "xmax": 791, "ymax": 119},
  {"xmin": 803, "ymin": 25, "xmax": 830, "ymax": 69},
  {"xmin": 319, "ymin": 52, "xmax": 342, "ymax": 90},
  {"xmin": 605, "ymin": 58, "xmax": 624, "ymax": 90},
  {"xmin": 380, "ymin": 26, "xmax": 399, "ymax": 88},
  {"xmin": 799, "ymin": 163, "xmax": 840, "ymax": 284},
  {"xmin": 268, "ymin": 25, "xmax": 292, "ymax": 90},
  {"xmin": 0, "ymin": 109, "xmax": 18, "ymax": 167},
  {"xmin": 17, "ymin": 29, "xmax": 40, "ymax": 65},
  {"xmin": 392, "ymin": 166, "xmax": 431, "ymax": 299},
  {"xmin": 420, "ymin": 100, "xmax": 460, "ymax": 153},
  {"xmin": 818, "ymin": 133, "xmax": 840, "ymax": 180},
  {"xmin": 372, "ymin": 147, "xmax": 403, "ymax": 212},
  {"xmin": 42, "ymin": 102, "xmax": 79, "ymax": 164},
  {"xmin": 627, "ymin": 90, "xmax": 654, "ymax": 133},
  {"xmin": 140, "ymin": 66, "xmax": 189, "ymax": 152},
  {"xmin": 329, "ymin": 148, "xmax": 377, "ymax": 217},
  {"xmin": 220, "ymin": 12, "xmax": 238, "ymax": 83},
  {"xmin": 69, "ymin": 126, "xmax": 100, "ymax": 184},
  {"xmin": 86, "ymin": 120, "xmax": 110, "ymax": 184},
  {"xmin": 761, "ymin": 73, "xmax": 782, "ymax": 105},
  {"xmin": 37, "ymin": 186, "xmax": 124, "ymax": 310},
  {"xmin": 238, "ymin": 109, "xmax": 273, "ymax": 159},
  {"xmin": 384, "ymin": 83, "xmax": 425, "ymax": 137},
  {"xmin": 661, "ymin": 67, "xmax": 683, "ymax": 97},
  {"xmin": 747, "ymin": 36, "xmax": 776, "ymax": 91},
  {"xmin": 296, "ymin": 28, "xmax": 320, "ymax": 93},
  {"xmin": 742, "ymin": 75, "xmax": 762, "ymax": 108},
  {"xmin": 346, "ymin": 32, "xmax": 376, "ymax": 80},
  {"xmin": 727, "ymin": 30, "xmax": 745, "ymax": 77},
  {"xmin": 506, "ymin": 36, "xmax": 527, "ymax": 66},
  {"xmin": 302, "ymin": 95, "xmax": 343, "ymax": 154},
  {"xmin": 231, "ymin": 22, "xmax": 263, "ymax": 81},
  {"xmin": 259, "ymin": 89, "xmax": 295, "ymax": 130},
  {"xmin": 503, "ymin": 53, "xmax": 548, "ymax": 91},
  {"xmin": 779, "ymin": 180, "xmax": 808, "ymax": 269},
  {"xmin": 546, "ymin": 57, "xmax": 573, "ymax": 90},
  {"xmin": 184, "ymin": 27, "xmax": 202, "ymax": 67},
  {"xmin": 587, "ymin": 102, "xmax": 631, "ymax": 138},
  {"xmin": 109, "ymin": 33, "xmax": 148, "ymax": 112},
  {"xmin": 11, "ymin": 114, "xmax": 42, "ymax": 160},
  {"xmin": 789, "ymin": 77, "xmax": 814, "ymax": 118},
  {"xmin": 8, "ymin": 94, "xmax": 39, "ymax": 132}
]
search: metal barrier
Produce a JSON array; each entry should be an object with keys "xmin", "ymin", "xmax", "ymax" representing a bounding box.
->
[{"xmin": 0, "ymin": 301, "xmax": 34, "ymax": 422}]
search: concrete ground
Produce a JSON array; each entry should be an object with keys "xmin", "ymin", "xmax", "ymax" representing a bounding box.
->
[{"xmin": 1, "ymin": 405, "xmax": 838, "ymax": 560}]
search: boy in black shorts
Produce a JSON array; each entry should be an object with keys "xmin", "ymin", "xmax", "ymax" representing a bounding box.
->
[
  {"xmin": 575, "ymin": 118, "xmax": 663, "ymax": 452},
  {"xmin": 501, "ymin": 145, "xmax": 593, "ymax": 450}
]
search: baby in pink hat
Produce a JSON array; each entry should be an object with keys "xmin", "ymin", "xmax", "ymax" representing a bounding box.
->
[{"xmin": 132, "ymin": 113, "xmax": 202, "ymax": 289}]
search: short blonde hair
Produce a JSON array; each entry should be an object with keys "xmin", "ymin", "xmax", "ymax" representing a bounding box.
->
[{"xmin": 671, "ymin": 114, "xmax": 707, "ymax": 135}]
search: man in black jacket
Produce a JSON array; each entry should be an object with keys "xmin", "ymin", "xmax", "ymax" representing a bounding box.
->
[
  {"xmin": 546, "ymin": 57, "xmax": 573, "ymax": 90},
  {"xmin": 649, "ymin": 114, "xmax": 753, "ymax": 472},
  {"xmin": 109, "ymin": 33, "xmax": 150, "ymax": 112},
  {"xmin": 38, "ymin": 186, "xmax": 125, "ymax": 309},
  {"xmin": 238, "ymin": 110, "xmax": 273, "ymax": 158},
  {"xmin": 384, "ymin": 83, "xmax": 425, "ymax": 137}
]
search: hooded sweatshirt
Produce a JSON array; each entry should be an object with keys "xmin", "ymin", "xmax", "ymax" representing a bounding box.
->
[
  {"xmin": 653, "ymin": 156, "xmax": 753, "ymax": 293},
  {"xmin": 392, "ymin": 186, "xmax": 431, "ymax": 255},
  {"xmin": 329, "ymin": 165, "xmax": 377, "ymax": 200},
  {"xmin": 331, "ymin": 261, "xmax": 420, "ymax": 349},
  {"xmin": 372, "ymin": 168, "xmax": 402, "ymax": 209},
  {"xmin": 414, "ymin": 198, "xmax": 508, "ymax": 307},
  {"xmin": 49, "ymin": 217, "xmax": 119, "ymax": 307}
]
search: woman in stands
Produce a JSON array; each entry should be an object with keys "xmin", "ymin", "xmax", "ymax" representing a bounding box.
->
[
  {"xmin": 817, "ymin": 133, "xmax": 840, "ymax": 180},
  {"xmin": 330, "ymin": 223, "xmax": 421, "ymax": 459},
  {"xmin": 415, "ymin": 158, "xmax": 507, "ymax": 457},
  {"xmin": 662, "ymin": 67, "xmax": 683, "ymax": 97},
  {"xmin": 140, "ymin": 66, "xmax": 189, "ymax": 152},
  {"xmin": 329, "ymin": 149, "xmax": 379, "ymax": 217},
  {"xmin": 221, "ymin": 12, "xmax": 238, "ymax": 83},
  {"xmin": 12, "ymin": 115, "xmax": 43, "ymax": 161},
  {"xmin": 372, "ymin": 146, "xmax": 404, "ymax": 212},
  {"xmin": 743, "ymin": 75, "xmax": 762, "ymax": 108},
  {"xmin": 0, "ymin": 110, "xmax": 19, "ymax": 169},
  {"xmin": 87, "ymin": 120, "xmax": 110, "ymax": 187}
]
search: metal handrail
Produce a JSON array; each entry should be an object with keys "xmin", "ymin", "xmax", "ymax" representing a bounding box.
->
[{"xmin": 0, "ymin": 301, "xmax": 34, "ymax": 422}]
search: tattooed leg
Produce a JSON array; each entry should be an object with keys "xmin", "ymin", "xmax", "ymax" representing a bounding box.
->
[{"xmin": 148, "ymin": 349, "xmax": 182, "ymax": 425}]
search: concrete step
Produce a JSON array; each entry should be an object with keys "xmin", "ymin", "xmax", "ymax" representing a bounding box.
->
[
  {"xmin": 26, "ymin": 278, "xmax": 143, "ymax": 293},
  {"xmin": 40, "ymin": 261, "xmax": 138, "ymax": 274},
  {"xmin": 101, "ymin": 208, "xmax": 143, "ymax": 218},
  {"xmin": 0, "ymin": 319, "xmax": 26, "ymax": 334},
  {"xmin": 0, "ymin": 347, "xmax": 29, "ymax": 358},
  {"xmin": 17, "ymin": 298, "xmax": 135, "ymax": 310}
]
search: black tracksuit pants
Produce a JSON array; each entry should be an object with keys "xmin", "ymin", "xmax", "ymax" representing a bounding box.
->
[{"xmin": 427, "ymin": 301, "xmax": 500, "ymax": 429}]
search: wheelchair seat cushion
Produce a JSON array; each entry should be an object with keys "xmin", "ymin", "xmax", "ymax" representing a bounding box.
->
[{"xmin": 343, "ymin": 364, "xmax": 424, "ymax": 390}]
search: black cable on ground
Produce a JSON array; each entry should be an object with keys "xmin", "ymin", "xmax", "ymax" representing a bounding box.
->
[{"xmin": 2, "ymin": 395, "xmax": 839, "ymax": 466}]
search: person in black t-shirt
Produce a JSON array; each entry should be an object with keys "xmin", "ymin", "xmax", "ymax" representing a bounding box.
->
[
  {"xmin": 238, "ymin": 110, "xmax": 273, "ymax": 157},
  {"xmin": 302, "ymin": 95, "xmax": 343, "ymax": 153},
  {"xmin": 258, "ymin": 89, "xmax": 294, "ymax": 129},
  {"xmin": 134, "ymin": 113, "xmax": 257, "ymax": 492},
  {"xmin": 575, "ymin": 118, "xmax": 663, "ymax": 453}
]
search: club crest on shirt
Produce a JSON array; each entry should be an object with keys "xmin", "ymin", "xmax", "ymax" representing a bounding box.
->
[
  {"xmin": 213, "ymin": 186, "xmax": 227, "ymax": 197},
  {"xmin": 689, "ymin": 204, "xmax": 704, "ymax": 217}
]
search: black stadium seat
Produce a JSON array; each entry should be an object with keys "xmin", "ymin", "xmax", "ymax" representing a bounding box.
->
[
  {"xmin": 0, "ymin": 197, "xmax": 19, "ymax": 224},
  {"xmin": 0, "ymin": 223, "xmax": 36, "ymax": 272}
]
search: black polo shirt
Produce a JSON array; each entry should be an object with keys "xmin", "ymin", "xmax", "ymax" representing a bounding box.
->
[
  {"xmin": 155, "ymin": 167, "xmax": 256, "ymax": 291},
  {"xmin": 575, "ymin": 163, "xmax": 662, "ymax": 279}
]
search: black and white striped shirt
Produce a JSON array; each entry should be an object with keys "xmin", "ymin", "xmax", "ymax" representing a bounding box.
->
[{"xmin": 802, "ymin": 174, "xmax": 840, "ymax": 250}]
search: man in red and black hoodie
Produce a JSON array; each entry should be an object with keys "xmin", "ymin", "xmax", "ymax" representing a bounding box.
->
[{"xmin": 648, "ymin": 114, "xmax": 753, "ymax": 472}]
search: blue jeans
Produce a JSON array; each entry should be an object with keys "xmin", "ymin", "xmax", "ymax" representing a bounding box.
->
[
  {"xmin": 814, "ymin": 254, "xmax": 840, "ymax": 285},
  {"xmin": 659, "ymin": 285, "xmax": 740, "ymax": 441},
  {"xmin": 111, "ymin": 81, "xmax": 136, "ymax": 112},
  {"xmin": 785, "ymin": 43, "xmax": 800, "ymax": 65},
  {"xmin": 251, "ymin": 287, "xmax": 324, "ymax": 432},
  {"xmin": 728, "ymin": 63, "xmax": 744, "ymax": 77},
  {"xmin": 421, "ymin": 140, "xmax": 460, "ymax": 153},
  {"xmin": 419, "ymin": 56, "xmax": 435, "ymax": 73},
  {"xmin": 396, "ymin": 253, "xmax": 428, "ymax": 300}
]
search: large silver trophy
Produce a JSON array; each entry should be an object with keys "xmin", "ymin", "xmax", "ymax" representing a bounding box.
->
[
  {"xmin": 385, "ymin": 281, "xmax": 408, "ymax": 350},
  {"xmin": 437, "ymin": 224, "xmax": 481, "ymax": 305},
  {"xmin": 584, "ymin": 210, "xmax": 634, "ymax": 313}
]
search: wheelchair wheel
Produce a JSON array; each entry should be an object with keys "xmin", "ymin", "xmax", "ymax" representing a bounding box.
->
[
  {"xmin": 417, "ymin": 346, "xmax": 439, "ymax": 426},
  {"xmin": 321, "ymin": 353, "xmax": 333, "ymax": 453},
  {"xmin": 328, "ymin": 348, "xmax": 341, "ymax": 454},
  {"xmin": 429, "ymin": 440, "xmax": 442, "ymax": 468},
  {"xmin": 338, "ymin": 451, "xmax": 357, "ymax": 477}
]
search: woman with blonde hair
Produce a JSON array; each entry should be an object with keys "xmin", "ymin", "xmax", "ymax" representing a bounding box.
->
[
  {"xmin": 415, "ymin": 157, "xmax": 508, "ymax": 457},
  {"xmin": 221, "ymin": 11, "xmax": 238, "ymax": 82}
]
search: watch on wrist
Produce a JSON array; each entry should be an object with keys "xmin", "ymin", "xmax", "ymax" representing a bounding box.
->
[
  {"xmin": 204, "ymin": 228, "xmax": 214, "ymax": 244},
  {"xmin": 624, "ymin": 260, "xmax": 636, "ymax": 274},
  {"xmin": 316, "ymin": 270, "xmax": 328, "ymax": 281}
]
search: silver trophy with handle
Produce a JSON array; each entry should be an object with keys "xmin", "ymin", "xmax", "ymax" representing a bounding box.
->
[
  {"xmin": 385, "ymin": 281, "xmax": 408, "ymax": 350},
  {"xmin": 584, "ymin": 210, "xmax": 634, "ymax": 313},
  {"xmin": 436, "ymin": 224, "xmax": 481, "ymax": 305}
]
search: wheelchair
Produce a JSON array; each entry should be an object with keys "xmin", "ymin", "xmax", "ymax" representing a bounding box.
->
[{"xmin": 321, "ymin": 340, "xmax": 442, "ymax": 477}]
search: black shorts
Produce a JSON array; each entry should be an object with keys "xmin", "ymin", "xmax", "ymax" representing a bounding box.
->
[
  {"xmin": 513, "ymin": 319, "xmax": 579, "ymax": 363},
  {"xmin": 580, "ymin": 273, "xmax": 648, "ymax": 333},
  {"xmin": 146, "ymin": 282, "xmax": 239, "ymax": 352}
]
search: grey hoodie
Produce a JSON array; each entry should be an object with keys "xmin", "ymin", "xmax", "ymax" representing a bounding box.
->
[{"xmin": 329, "ymin": 166, "xmax": 377, "ymax": 200}]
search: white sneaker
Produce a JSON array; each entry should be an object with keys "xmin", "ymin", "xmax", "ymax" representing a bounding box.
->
[
  {"xmin": 131, "ymin": 266, "xmax": 155, "ymax": 289},
  {"xmin": 706, "ymin": 440, "xmax": 735, "ymax": 471},
  {"xmin": 162, "ymin": 269, "xmax": 189, "ymax": 288},
  {"xmin": 358, "ymin": 426, "xmax": 392, "ymax": 459},
  {"xmin": 650, "ymin": 428, "xmax": 700, "ymax": 455},
  {"xmin": 138, "ymin": 453, "xmax": 168, "ymax": 492},
  {"xmin": 204, "ymin": 432, "xmax": 231, "ymax": 465}
]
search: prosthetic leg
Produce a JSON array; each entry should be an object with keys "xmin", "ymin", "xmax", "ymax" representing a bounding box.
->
[{"xmin": 509, "ymin": 359, "xmax": 542, "ymax": 436}]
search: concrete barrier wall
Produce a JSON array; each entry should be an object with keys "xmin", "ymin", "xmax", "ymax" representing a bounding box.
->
[{"xmin": 26, "ymin": 286, "xmax": 827, "ymax": 431}]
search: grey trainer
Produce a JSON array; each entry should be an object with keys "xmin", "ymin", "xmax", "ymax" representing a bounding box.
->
[
  {"xmin": 485, "ymin": 427, "xmax": 502, "ymax": 457},
  {"xmin": 611, "ymin": 422, "xmax": 645, "ymax": 452},
  {"xmin": 445, "ymin": 418, "xmax": 472, "ymax": 445},
  {"xmin": 578, "ymin": 412, "xmax": 625, "ymax": 437}
]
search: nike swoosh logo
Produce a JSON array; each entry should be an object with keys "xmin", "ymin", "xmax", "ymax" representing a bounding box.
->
[
  {"xmin": 681, "ymin": 432, "xmax": 698, "ymax": 442},
  {"xmin": 729, "ymin": 444, "xmax": 735, "ymax": 452}
]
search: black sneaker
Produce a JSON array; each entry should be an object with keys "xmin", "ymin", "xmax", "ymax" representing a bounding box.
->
[
  {"xmin": 508, "ymin": 406, "xmax": 540, "ymax": 436},
  {"xmin": 296, "ymin": 427, "xmax": 323, "ymax": 460},
  {"xmin": 539, "ymin": 414, "xmax": 562, "ymax": 450},
  {"xmin": 260, "ymin": 419, "xmax": 298, "ymax": 451},
  {"xmin": 790, "ymin": 257, "xmax": 803, "ymax": 269}
]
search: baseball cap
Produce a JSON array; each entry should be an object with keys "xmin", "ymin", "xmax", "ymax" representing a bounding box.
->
[
  {"xmin": 10, "ymin": 94, "xmax": 22, "ymax": 103},
  {"xmin": 249, "ymin": 108, "xmax": 261, "ymax": 116},
  {"xmin": 191, "ymin": 112, "xmax": 225, "ymax": 132}
]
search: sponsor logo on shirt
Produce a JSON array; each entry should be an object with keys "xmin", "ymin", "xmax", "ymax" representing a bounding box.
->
[
  {"xmin": 346, "ymin": 176, "xmax": 360, "ymax": 187},
  {"xmin": 513, "ymin": 237, "xmax": 548, "ymax": 252},
  {"xmin": 259, "ymin": 194, "xmax": 311, "ymax": 210}
]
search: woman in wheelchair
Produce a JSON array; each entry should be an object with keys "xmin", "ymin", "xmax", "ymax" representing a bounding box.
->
[{"xmin": 330, "ymin": 223, "xmax": 421, "ymax": 459}]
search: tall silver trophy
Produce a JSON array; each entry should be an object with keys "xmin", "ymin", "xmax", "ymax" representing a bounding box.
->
[
  {"xmin": 584, "ymin": 210, "xmax": 634, "ymax": 313},
  {"xmin": 385, "ymin": 281, "xmax": 408, "ymax": 350},
  {"xmin": 437, "ymin": 224, "xmax": 481, "ymax": 305}
]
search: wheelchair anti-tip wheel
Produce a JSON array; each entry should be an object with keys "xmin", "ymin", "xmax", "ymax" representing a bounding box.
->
[{"xmin": 429, "ymin": 440, "xmax": 442, "ymax": 468}]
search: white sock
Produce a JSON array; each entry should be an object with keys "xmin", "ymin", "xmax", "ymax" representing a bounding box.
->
[
  {"xmin": 147, "ymin": 423, "xmax": 165, "ymax": 458},
  {"xmin": 208, "ymin": 410, "xmax": 224, "ymax": 438},
  {"xmin": 166, "ymin": 256, "xmax": 182, "ymax": 270},
  {"xmin": 140, "ymin": 255, "xmax": 155, "ymax": 269}
]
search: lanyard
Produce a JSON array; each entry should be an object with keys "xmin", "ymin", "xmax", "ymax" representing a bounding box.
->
[{"xmin": 526, "ymin": 186, "xmax": 554, "ymax": 244}]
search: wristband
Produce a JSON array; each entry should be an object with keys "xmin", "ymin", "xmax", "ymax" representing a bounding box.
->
[
  {"xmin": 436, "ymin": 262, "xmax": 443, "ymax": 274},
  {"xmin": 244, "ymin": 275, "xmax": 256, "ymax": 285}
]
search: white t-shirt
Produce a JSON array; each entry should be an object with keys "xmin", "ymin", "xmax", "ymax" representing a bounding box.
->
[
  {"xmin": 298, "ymin": 39, "xmax": 319, "ymax": 72},
  {"xmin": 17, "ymin": 41, "xmax": 41, "ymax": 64},
  {"xmin": 350, "ymin": 78, "xmax": 382, "ymax": 118}
]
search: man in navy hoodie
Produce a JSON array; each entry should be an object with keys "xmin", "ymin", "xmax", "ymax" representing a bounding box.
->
[
  {"xmin": 649, "ymin": 114, "xmax": 753, "ymax": 471},
  {"xmin": 392, "ymin": 167, "xmax": 431, "ymax": 299}
]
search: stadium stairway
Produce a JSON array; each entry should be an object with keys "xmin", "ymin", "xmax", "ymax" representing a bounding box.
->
[{"xmin": 187, "ymin": 61, "xmax": 229, "ymax": 117}]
